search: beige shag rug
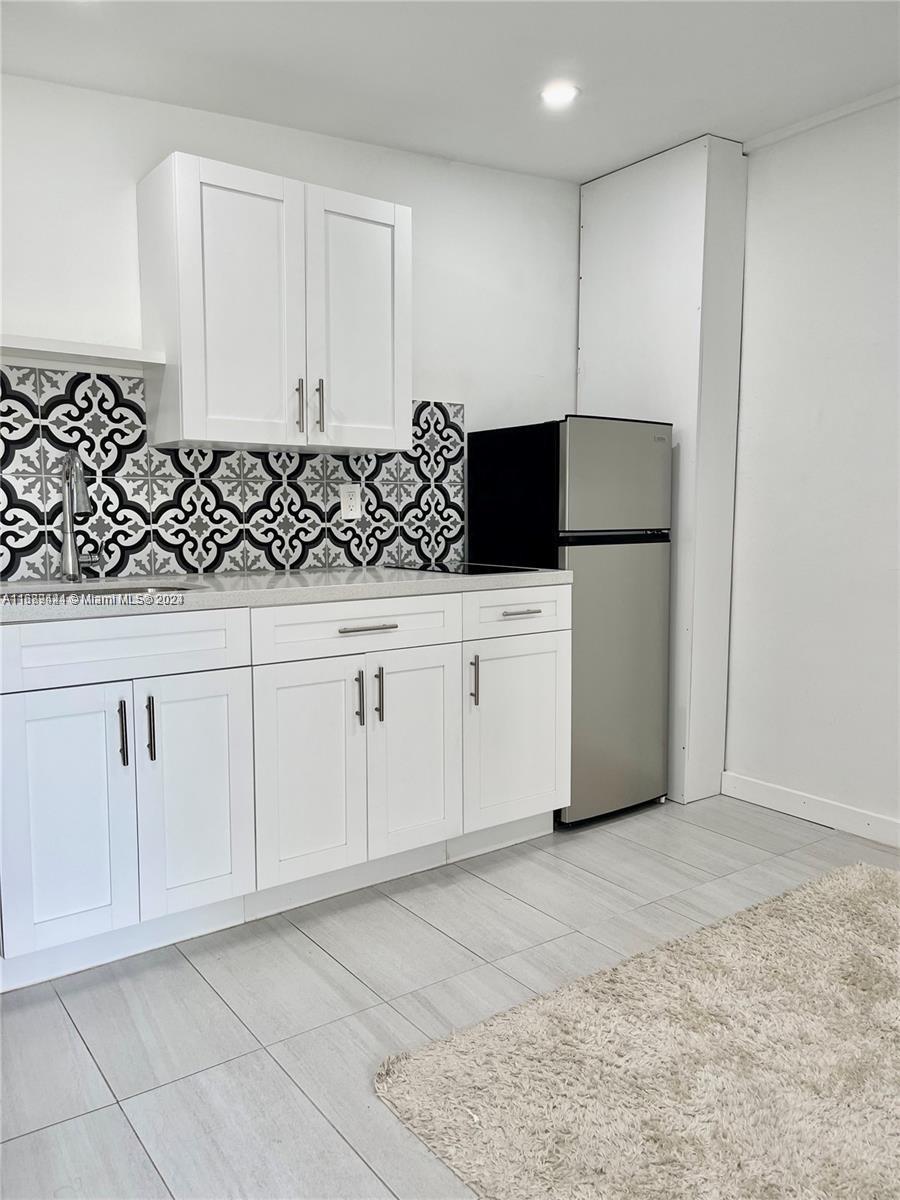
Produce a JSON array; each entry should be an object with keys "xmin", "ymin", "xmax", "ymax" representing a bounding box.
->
[{"xmin": 376, "ymin": 864, "xmax": 900, "ymax": 1200}]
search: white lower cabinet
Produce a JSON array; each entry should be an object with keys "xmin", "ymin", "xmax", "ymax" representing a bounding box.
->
[
  {"xmin": 253, "ymin": 656, "xmax": 368, "ymax": 888},
  {"xmin": 0, "ymin": 683, "xmax": 140, "ymax": 957},
  {"xmin": 253, "ymin": 643, "xmax": 463, "ymax": 884},
  {"xmin": 132, "ymin": 668, "xmax": 255, "ymax": 920},
  {"xmin": 463, "ymin": 630, "xmax": 572, "ymax": 832},
  {"xmin": 367, "ymin": 643, "xmax": 462, "ymax": 857},
  {"xmin": 0, "ymin": 587, "xmax": 572, "ymax": 967}
]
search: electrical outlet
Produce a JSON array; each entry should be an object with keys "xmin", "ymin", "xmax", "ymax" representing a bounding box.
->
[{"xmin": 339, "ymin": 483, "xmax": 362, "ymax": 521}]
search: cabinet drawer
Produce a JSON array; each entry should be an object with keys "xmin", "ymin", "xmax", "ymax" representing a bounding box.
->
[
  {"xmin": 251, "ymin": 594, "xmax": 463, "ymax": 664},
  {"xmin": 462, "ymin": 585, "xmax": 571, "ymax": 640},
  {"xmin": 0, "ymin": 609, "xmax": 251, "ymax": 693}
]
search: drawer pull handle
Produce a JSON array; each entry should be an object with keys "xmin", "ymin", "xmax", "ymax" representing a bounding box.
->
[
  {"xmin": 117, "ymin": 699, "xmax": 129, "ymax": 767},
  {"xmin": 146, "ymin": 695, "xmax": 157, "ymax": 762},
  {"xmin": 470, "ymin": 654, "xmax": 480, "ymax": 706},
  {"xmin": 501, "ymin": 608, "xmax": 543, "ymax": 618},
  {"xmin": 374, "ymin": 665, "xmax": 385, "ymax": 722},
  {"xmin": 355, "ymin": 669, "xmax": 366, "ymax": 727},
  {"xmin": 338, "ymin": 623, "xmax": 400, "ymax": 635}
]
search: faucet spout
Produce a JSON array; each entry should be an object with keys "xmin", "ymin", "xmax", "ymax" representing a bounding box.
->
[{"xmin": 60, "ymin": 450, "xmax": 93, "ymax": 582}]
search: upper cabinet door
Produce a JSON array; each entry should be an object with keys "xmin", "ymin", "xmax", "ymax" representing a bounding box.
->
[
  {"xmin": 0, "ymin": 683, "xmax": 139, "ymax": 957},
  {"xmin": 305, "ymin": 186, "xmax": 412, "ymax": 451},
  {"xmin": 139, "ymin": 154, "xmax": 307, "ymax": 447},
  {"xmin": 132, "ymin": 667, "xmax": 256, "ymax": 920}
]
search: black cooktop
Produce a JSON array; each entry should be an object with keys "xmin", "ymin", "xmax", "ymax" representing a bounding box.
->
[{"xmin": 416, "ymin": 562, "xmax": 533, "ymax": 575}]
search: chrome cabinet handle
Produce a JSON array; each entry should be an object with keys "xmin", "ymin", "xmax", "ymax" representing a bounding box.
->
[
  {"xmin": 338, "ymin": 623, "xmax": 399, "ymax": 635},
  {"xmin": 295, "ymin": 378, "xmax": 305, "ymax": 432},
  {"xmin": 374, "ymin": 665, "xmax": 385, "ymax": 722},
  {"xmin": 146, "ymin": 695, "xmax": 157, "ymax": 762},
  {"xmin": 355, "ymin": 669, "xmax": 366, "ymax": 727},
  {"xmin": 470, "ymin": 654, "xmax": 480, "ymax": 706},
  {"xmin": 316, "ymin": 378, "xmax": 326, "ymax": 432},
  {"xmin": 117, "ymin": 698, "xmax": 129, "ymax": 767},
  {"xmin": 501, "ymin": 608, "xmax": 543, "ymax": 618}
]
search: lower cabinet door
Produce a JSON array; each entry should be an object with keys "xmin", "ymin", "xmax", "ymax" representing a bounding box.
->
[
  {"xmin": 253, "ymin": 656, "xmax": 368, "ymax": 887},
  {"xmin": 367, "ymin": 643, "xmax": 463, "ymax": 858},
  {"xmin": 463, "ymin": 631, "xmax": 572, "ymax": 832},
  {"xmin": 133, "ymin": 668, "xmax": 255, "ymax": 919},
  {"xmin": 0, "ymin": 683, "xmax": 139, "ymax": 957}
]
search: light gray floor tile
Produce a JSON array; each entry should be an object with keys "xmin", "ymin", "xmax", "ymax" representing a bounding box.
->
[
  {"xmin": 785, "ymin": 831, "xmax": 900, "ymax": 873},
  {"xmin": 123, "ymin": 1049, "xmax": 389, "ymax": 1200},
  {"xmin": 581, "ymin": 902, "xmax": 701, "ymax": 956},
  {"xmin": 725, "ymin": 854, "xmax": 823, "ymax": 899},
  {"xmin": 285, "ymin": 887, "xmax": 482, "ymax": 1000},
  {"xmin": 179, "ymin": 915, "xmax": 380, "ymax": 1045},
  {"xmin": 377, "ymin": 862, "xmax": 568, "ymax": 959},
  {"xmin": 1, "ymin": 982, "xmax": 113, "ymax": 1141},
  {"xmin": 0, "ymin": 1106, "xmax": 169, "ymax": 1200},
  {"xmin": 390, "ymin": 963, "xmax": 533, "ymax": 1039},
  {"xmin": 54, "ymin": 945, "xmax": 258, "ymax": 1098},
  {"xmin": 462, "ymin": 841, "xmax": 645, "ymax": 925},
  {"xmin": 535, "ymin": 827, "xmax": 714, "ymax": 900},
  {"xmin": 663, "ymin": 794, "xmax": 831, "ymax": 852},
  {"xmin": 606, "ymin": 808, "xmax": 771, "ymax": 874},
  {"xmin": 270, "ymin": 1005, "xmax": 474, "ymax": 1200},
  {"xmin": 494, "ymin": 931, "xmax": 623, "ymax": 993},
  {"xmin": 658, "ymin": 876, "xmax": 771, "ymax": 925}
]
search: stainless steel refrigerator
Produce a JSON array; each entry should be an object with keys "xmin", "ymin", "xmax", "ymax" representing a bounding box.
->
[{"xmin": 467, "ymin": 415, "xmax": 672, "ymax": 822}]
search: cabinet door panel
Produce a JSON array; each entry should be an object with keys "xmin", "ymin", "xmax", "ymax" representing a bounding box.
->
[
  {"xmin": 464, "ymin": 632, "xmax": 571, "ymax": 832},
  {"xmin": 367, "ymin": 643, "xmax": 462, "ymax": 858},
  {"xmin": 254, "ymin": 657, "xmax": 367, "ymax": 887},
  {"xmin": 134, "ymin": 668, "xmax": 255, "ymax": 919},
  {"xmin": 0, "ymin": 684, "xmax": 139, "ymax": 957},
  {"xmin": 181, "ymin": 157, "xmax": 306, "ymax": 446},
  {"xmin": 306, "ymin": 186, "xmax": 411, "ymax": 450}
]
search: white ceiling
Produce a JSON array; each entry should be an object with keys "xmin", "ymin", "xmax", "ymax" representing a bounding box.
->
[{"xmin": 2, "ymin": 1, "xmax": 898, "ymax": 181}]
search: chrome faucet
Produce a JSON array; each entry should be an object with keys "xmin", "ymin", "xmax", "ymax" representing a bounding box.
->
[{"xmin": 59, "ymin": 450, "xmax": 99, "ymax": 581}]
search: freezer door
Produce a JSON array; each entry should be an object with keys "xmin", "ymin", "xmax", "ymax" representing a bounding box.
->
[
  {"xmin": 560, "ymin": 540, "xmax": 669, "ymax": 822},
  {"xmin": 560, "ymin": 417, "xmax": 671, "ymax": 532}
]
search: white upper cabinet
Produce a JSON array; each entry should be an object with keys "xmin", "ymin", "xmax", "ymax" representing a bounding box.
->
[
  {"xmin": 306, "ymin": 187, "xmax": 412, "ymax": 451},
  {"xmin": 138, "ymin": 154, "xmax": 412, "ymax": 451},
  {"xmin": 138, "ymin": 155, "xmax": 307, "ymax": 447}
]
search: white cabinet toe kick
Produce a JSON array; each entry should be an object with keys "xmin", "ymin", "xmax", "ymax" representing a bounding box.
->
[{"xmin": 0, "ymin": 583, "xmax": 571, "ymax": 984}]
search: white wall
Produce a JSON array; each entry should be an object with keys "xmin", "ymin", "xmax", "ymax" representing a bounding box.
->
[
  {"xmin": 0, "ymin": 76, "xmax": 579, "ymax": 431},
  {"xmin": 724, "ymin": 101, "xmax": 900, "ymax": 843},
  {"xmin": 578, "ymin": 137, "xmax": 747, "ymax": 804}
]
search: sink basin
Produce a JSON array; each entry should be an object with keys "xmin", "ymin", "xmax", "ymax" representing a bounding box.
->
[
  {"xmin": 73, "ymin": 584, "xmax": 205, "ymax": 595},
  {"xmin": 2, "ymin": 581, "xmax": 209, "ymax": 597}
]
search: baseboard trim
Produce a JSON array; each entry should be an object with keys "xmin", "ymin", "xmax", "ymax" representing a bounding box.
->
[{"xmin": 721, "ymin": 771, "xmax": 900, "ymax": 847}]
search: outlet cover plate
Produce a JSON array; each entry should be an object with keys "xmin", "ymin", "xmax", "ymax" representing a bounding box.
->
[{"xmin": 339, "ymin": 483, "xmax": 362, "ymax": 521}]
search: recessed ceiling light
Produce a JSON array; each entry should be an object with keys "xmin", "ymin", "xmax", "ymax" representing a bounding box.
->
[{"xmin": 541, "ymin": 81, "xmax": 579, "ymax": 110}]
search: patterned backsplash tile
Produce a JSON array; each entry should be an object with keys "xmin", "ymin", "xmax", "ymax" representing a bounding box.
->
[{"xmin": 0, "ymin": 364, "xmax": 465, "ymax": 581}]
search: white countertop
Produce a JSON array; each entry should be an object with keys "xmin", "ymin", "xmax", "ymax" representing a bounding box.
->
[{"xmin": 0, "ymin": 566, "xmax": 572, "ymax": 624}]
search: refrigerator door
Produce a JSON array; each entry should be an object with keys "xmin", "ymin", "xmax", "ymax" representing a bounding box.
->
[
  {"xmin": 559, "ymin": 539, "xmax": 669, "ymax": 822},
  {"xmin": 560, "ymin": 417, "xmax": 671, "ymax": 533}
]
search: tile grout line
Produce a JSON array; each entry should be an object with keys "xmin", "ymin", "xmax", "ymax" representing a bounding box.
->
[
  {"xmin": 49, "ymin": 980, "xmax": 175, "ymax": 1199},
  {"xmin": 280, "ymin": 888, "xmax": 490, "ymax": 989},
  {"xmin": 262, "ymin": 1041, "xmax": 403, "ymax": 1200}
]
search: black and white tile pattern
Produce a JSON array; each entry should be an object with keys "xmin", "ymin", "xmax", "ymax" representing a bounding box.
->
[{"xmin": 0, "ymin": 364, "xmax": 465, "ymax": 580}]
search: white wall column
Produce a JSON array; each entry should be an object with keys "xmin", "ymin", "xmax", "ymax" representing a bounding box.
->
[{"xmin": 577, "ymin": 136, "xmax": 747, "ymax": 803}]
